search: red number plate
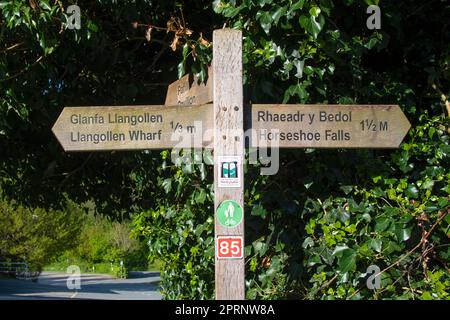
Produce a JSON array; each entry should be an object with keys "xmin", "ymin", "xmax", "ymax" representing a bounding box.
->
[{"xmin": 216, "ymin": 236, "xmax": 243, "ymax": 259}]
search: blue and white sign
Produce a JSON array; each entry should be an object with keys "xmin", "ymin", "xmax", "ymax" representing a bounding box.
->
[{"xmin": 218, "ymin": 155, "xmax": 241, "ymax": 188}]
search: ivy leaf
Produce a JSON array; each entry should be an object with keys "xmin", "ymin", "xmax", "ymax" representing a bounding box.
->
[
  {"xmin": 337, "ymin": 248, "xmax": 356, "ymax": 273},
  {"xmin": 195, "ymin": 190, "xmax": 206, "ymax": 204},
  {"xmin": 271, "ymin": 6, "xmax": 286, "ymax": 25},
  {"xmin": 251, "ymin": 204, "xmax": 267, "ymax": 218},
  {"xmin": 39, "ymin": 0, "xmax": 52, "ymax": 11},
  {"xmin": 212, "ymin": 0, "xmax": 223, "ymax": 13},
  {"xmin": 309, "ymin": 6, "xmax": 321, "ymax": 17},
  {"xmin": 372, "ymin": 175, "xmax": 382, "ymax": 183},
  {"xmin": 247, "ymin": 288, "xmax": 257, "ymax": 300},
  {"xmin": 395, "ymin": 224, "xmax": 412, "ymax": 242},
  {"xmin": 340, "ymin": 185, "xmax": 353, "ymax": 195},
  {"xmin": 303, "ymin": 178, "xmax": 314, "ymax": 189},
  {"xmin": 182, "ymin": 43, "xmax": 189, "ymax": 59},
  {"xmin": 302, "ymin": 237, "xmax": 314, "ymax": 249},
  {"xmin": 177, "ymin": 61, "xmax": 185, "ymax": 79},
  {"xmin": 375, "ymin": 217, "xmax": 390, "ymax": 232},
  {"xmin": 369, "ymin": 239, "xmax": 382, "ymax": 253},
  {"xmin": 299, "ymin": 14, "xmax": 324, "ymax": 39},
  {"xmin": 253, "ymin": 241, "xmax": 265, "ymax": 254},
  {"xmin": 162, "ymin": 178, "xmax": 172, "ymax": 193},
  {"xmin": 87, "ymin": 21, "xmax": 99, "ymax": 32},
  {"xmin": 290, "ymin": 0, "xmax": 305, "ymax": 11},
  {"xmin": 294, "ymin": 60, "xmax": 304, "ymax": 78},
  {"xmin": 202, "ymin": 150, "xmax": 214, "ymax": 165},
  {"xmin": 337, "ymin": 208, "xmax": 350, "ymax": 223},
  {"xmin": 421, "ymin": 179, "xmax": 434, "ymax": 190},
  {"xmin": 421, "ymin": 292, "xmax": 433, "ymax": 300},
  {"xmin": 405, "ymin": 184, "xmax": 419, "ymax": 198},
  {"xmin": 332, "ymin": 245, "xmax": 349, "ymax": 256},
  {"xmin": 258, "ymin": 12, "xmax": 272, "ymax": 34},
  {"xmin": 222, "ymin": 5, "xmax": 242, "ymax": 18}
]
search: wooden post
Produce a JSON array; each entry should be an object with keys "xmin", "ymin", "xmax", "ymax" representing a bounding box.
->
[{"xmin": 213, "ymin": 29, "xmax": 245, "ymax": 300}]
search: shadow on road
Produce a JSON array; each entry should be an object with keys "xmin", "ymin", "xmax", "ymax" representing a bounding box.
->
[
  {"xmin": 0, "ymin": 271, "xmax": 162, "ymax": 300},
  {"xmin": 128, "ymin": 271, "xmax": 160, "ymax": 279}
]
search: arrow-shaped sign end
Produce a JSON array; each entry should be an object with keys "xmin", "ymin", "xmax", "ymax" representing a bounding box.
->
[
  {"xmin": 52, "ymin": 107, "xmax": 70, "ymax": 152},
  {"xmin": 393, "ymin": 105, "xmax": 412, "ymax": 148}
]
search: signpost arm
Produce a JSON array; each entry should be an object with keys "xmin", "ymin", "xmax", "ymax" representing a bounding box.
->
[{"xmin": 213, "ymin": 29, "xmax": 245, "ymax": 300}]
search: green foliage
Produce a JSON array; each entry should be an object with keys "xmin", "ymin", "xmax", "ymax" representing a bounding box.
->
[
  {"xmin": 297, "ymin": 114, "xmax": 450, "ymax": 299},
  {"xmin": 0, "ymin": 0, "xmax": 218, "ymax": 215},
  {"xmin": 132, "ymin": 0, "xmax": 450, "ymax": 300},
  {"xmin": 132, "ymin": 150, "xmax": 215, "ymax": 298},
  {"xmin": 243, "ymin": 112, "xmax": 449, "ymax": 300},
  {"xmin": 52, "ymin": 207, "xmax": 150, "ymax": 278},
  {"xmin": 133, "ymin": 114, "xmax": 449, "ymax": 300},
  {"xmin": 0, "ymin": 197, "xmax": 82, "ymax": 271}
]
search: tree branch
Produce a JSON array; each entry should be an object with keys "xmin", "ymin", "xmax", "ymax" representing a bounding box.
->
[
  {"xmin": 374, "ymin": 211, "xmax": 448, "ymax": 279},
  {"xmin": 0, "ymin": 55, "xmax": 44, "ymax": 82}
]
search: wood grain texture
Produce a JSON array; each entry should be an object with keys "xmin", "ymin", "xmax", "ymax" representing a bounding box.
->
[
  {"xmin": 52, "ymin": 104, "xmax": 214, "ymax": 151},
  {"xmin": 250, "ymin": 104, "xmax": 411, "ymax": 148},
  {"xmin": 165, "ymin": 66, "xmax": 213, "ymax": 106},
  {"xmin": 213, "ymin": 29, "xmax": 245, "ymax": 300},
  {"xmin": 52, "ymin": 103, "xmax": 411, "ymax": 152}
]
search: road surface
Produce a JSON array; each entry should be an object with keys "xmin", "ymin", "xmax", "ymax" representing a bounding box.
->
[{"xmin": 0, "ymin": 271, "xmax": 161, "ymax": 300}]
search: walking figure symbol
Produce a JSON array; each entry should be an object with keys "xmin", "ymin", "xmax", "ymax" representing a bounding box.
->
[
  {"xmin": 217, "ymin": 200, "xmax": 243, "ymax": 228},
  {"xmin": 224, "ymin": 202, "xmax": 236, "ymax": 226}
]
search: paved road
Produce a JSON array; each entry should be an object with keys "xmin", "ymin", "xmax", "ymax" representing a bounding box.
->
[{"xmin": 0, "ymin": 271, "xmax": 161, "ymax": 300}]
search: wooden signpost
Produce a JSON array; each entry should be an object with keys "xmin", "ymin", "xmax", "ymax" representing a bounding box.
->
[
  {"xmin": 164, "ymin": 66, "xmax": 213, "ymax": 106},
  {"xmin": 52, "ymin": 104, "xmax": 213, "ymax": 151},
  {"xmin": 250, "ymin": 104, "xmax": 411, "ymax": 148},
  {"xmin": 213, "ymin": 29, "xmax": 245, "ymax": 300},
  {"xmin": 52, "ymin": 28, "xmax": 411, "ymax": 300}
]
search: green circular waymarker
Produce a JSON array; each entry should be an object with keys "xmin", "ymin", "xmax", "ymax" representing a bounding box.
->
[{"xmin": 217, "ymin": 200, "xmax": 243, "ymax": 228}]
